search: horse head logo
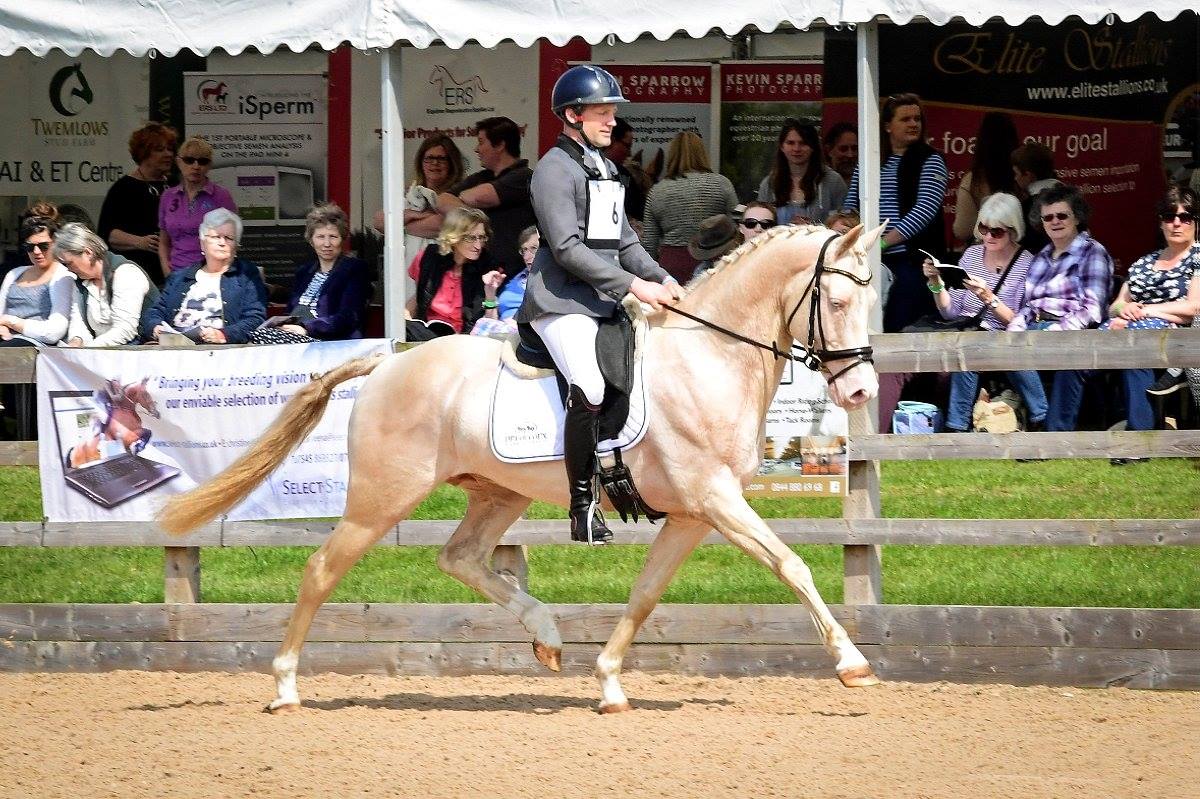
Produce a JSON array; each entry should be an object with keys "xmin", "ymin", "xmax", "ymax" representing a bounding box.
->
[
  {"xmin": 48, "ymin": 63, "xmax": 93, "ymax": 117},
  {"xmin": 428, "ymin": 65, "xmax": 488, "ymax": 106}
]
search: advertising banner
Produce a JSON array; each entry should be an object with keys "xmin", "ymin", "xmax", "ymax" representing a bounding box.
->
[
  {"xmin": 720, "ymin": 62, "xmax": 823, "ymax": 203},
  {"xmin": 824, "ymin": 14, "xmax": 1196, "ymax": 266},
  {"xmin": 601, "ymin": 63, "xmax": 714, "ymax": 180},
  {"xmin": 745, "ymin": 360, "xmax": 848, "ymax": 498},
  {"xmin": 184, "ymin": 72, "xmax": 328, "ymax": 283},
  {"xmin": 36, "ymin": 339, "xmax": 391, "ymax": 523},
  {"xmin": 0, "ymin": 51, "xmax": 149, "ymax": 247}
]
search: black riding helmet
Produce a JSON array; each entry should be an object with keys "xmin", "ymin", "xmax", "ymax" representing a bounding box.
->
[{"xmin": 551, "ymin": 65, "xmax": 628, "ymax": 146}]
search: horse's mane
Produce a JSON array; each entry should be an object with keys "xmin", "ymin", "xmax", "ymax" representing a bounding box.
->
[{"xmin": 685, "ymin": 223, "xmax": 833, "ymax": 293}]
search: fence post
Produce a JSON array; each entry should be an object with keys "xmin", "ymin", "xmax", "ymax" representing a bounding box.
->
[
  {"xmin": 491, "ymin": 545, "xmax": 529, "ymax": 593},
  {"xmin": 164, "ymin": 547, "xmax": 201, "ymax": 603},
  {"xmin": 843, "ymin": 406, "xmax": 882, "ymax": 605}
]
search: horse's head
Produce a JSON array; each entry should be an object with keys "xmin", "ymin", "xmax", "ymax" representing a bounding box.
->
[
  {"xmin": 126, "ymin": 377, "xmax": 161, "ymax": 419},
  {"xmin": 781, "ymin": 224, "xmax": 882, "ymax": 410}
]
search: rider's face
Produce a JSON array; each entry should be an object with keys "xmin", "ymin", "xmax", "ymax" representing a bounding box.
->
[{"xmin": 571, "ymin": 104, "xmax": 617, "ymax": 148}]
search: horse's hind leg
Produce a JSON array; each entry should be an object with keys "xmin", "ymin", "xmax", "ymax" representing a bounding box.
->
[
  {"xmin": 435, "ymin": 479, "xmax": 563, "ymax": 669},
  {"xmin": 596, "ymin": 515, "xmax": 709, "ymax": 713},
  {"xmin": 701, "ymin": 479, "xmax": 879, "ymax": 687},
  {"xmin": 268, "ymin": 481, "xmax": 432, "ymax": 714}
]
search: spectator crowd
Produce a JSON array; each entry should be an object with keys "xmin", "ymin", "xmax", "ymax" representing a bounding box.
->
[{"xmin": 4, "ymin": 99, "xmax": 1197, "ymax": 448}]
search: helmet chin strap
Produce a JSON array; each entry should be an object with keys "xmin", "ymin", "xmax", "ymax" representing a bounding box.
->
[{"xmin": 564, "ymin": 108, "xmax": 604, "ymax": 150}]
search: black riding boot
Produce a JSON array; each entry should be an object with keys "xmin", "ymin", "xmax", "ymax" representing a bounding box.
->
[{"xmin": 564, "ymin": 384, "xmax": 612, "ymax": 544}]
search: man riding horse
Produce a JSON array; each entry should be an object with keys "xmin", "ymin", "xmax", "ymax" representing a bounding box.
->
[{"xmin": 516, "ymin": 65, "xmax": 683, "ymax": 544}]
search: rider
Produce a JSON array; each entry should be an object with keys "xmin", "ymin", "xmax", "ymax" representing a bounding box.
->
[{"xmin": 515, "ymin": 65, "xmax": 683, "ymax": 544}]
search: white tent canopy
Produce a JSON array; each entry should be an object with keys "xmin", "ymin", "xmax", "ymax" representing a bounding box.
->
[{"xmin": 0, "ymin": 2, "xmax": 1190, "ymax": 57}]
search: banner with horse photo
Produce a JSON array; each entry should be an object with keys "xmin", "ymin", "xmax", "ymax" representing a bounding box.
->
[
  {"xmin": 745, "ymin": 358, "xmax": 849, "ymax": 499},
  {"xmin": 36, "ymin": 339, "xmax": 392, "ymax": 523}
]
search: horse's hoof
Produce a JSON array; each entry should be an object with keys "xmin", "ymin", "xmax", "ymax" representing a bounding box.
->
[
  {"xmin": 533, "ymin": 641, "xmax": 561, "ymax": 672},
  {"xmin": 838, "ymin": 664, "xmax": 881, "ymax": 688},
  {"xmin": 265, "ymin": 701, "xmax": 301, "ymax": 715},
  {"xmin": 599, "ymin": 701, "xmax": 632, "ymax": 714}
]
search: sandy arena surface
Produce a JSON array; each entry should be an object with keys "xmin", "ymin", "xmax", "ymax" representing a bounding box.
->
[{"xmin": 0, "ymin": 671, "xmax": 1196, "ymax": 799}]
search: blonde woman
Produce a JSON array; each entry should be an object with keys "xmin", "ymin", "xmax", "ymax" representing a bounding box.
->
[
  {"xmin": 405, "ymin": 206, "xmax": 504, "ymax": 340},
  {"xmin": 157, "ymin": 135, "xmax": 237, "ymax": 278},
  {"xmin": 642, "ymin": 130, "xmax": 739, "ymax": 282}
]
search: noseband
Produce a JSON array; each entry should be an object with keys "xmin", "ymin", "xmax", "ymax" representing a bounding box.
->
[{"xmin": 664, "ymin": 233, "xmax": 875, "ymax": 386}]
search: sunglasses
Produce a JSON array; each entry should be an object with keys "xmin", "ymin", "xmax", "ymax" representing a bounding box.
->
[
  {"xmin": 21, "ymin": 241, "xmax": 52, "ymax": 253},
  {"xmin": 1159, "ymin": 211, "xmax": 1195, "ymax": 225},
  {"xmin": 740, "ymin": 218, "xmax": 776, "ymax": 230},
  {"xmin": 461, "ymin": 234, "xmax": 489, "ymax": 244},
  {"xmin": 180, "ymin": 156, "xmax": 211, "ymax": 166},
  {"xmin": 976, "ymin": 223, "xmax": 1009, "ymax": 239},
  {"xmin": 1040, "ymin": 212, "xmax": 1072, "ymax": 222},
  {"xmin": 422, "ymin": 155, "xmax": 451, "ymax": 164}
]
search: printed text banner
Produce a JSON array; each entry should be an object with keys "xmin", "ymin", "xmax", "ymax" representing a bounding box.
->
[{"xmin": 36, "ymin": 340, "xmax": 392, "ymax": 523}]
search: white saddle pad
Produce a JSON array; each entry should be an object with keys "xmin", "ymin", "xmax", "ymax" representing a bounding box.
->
[{"xmin": 489, "ymin": 359, "xmax": 649, "ymax": 463}]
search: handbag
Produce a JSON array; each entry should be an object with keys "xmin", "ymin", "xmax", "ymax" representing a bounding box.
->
[
  {"xmin": 902, "ymin": 248, "xmax": 1022, "ymax": 333},
  {"xmin": 892, "ymin": 401, "xmax": 943, "ymax": 434}
]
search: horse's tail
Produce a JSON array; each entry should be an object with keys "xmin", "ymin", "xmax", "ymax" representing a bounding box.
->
[{"xmin": 157, "ymin": 353, "xmax": 387, "ymax": 536}]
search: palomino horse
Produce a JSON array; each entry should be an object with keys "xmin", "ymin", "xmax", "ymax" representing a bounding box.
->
[{"xmin": 160, "ymin": 223, "xmax": 884, "ymax": 714}]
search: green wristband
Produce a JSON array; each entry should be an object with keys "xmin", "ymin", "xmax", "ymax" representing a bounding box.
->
[
  {"xmin": 928, "ymin": 283, "xmax": 944, "ymax": 293},
  {"xmin": 481, "ymin": 299, "xmax": 498, "ymax": 309}
]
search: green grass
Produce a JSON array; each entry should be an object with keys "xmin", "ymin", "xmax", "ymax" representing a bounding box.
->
[{"xmin": 0, "ymin": 461, "xmax": 1197, "ymax": 607}]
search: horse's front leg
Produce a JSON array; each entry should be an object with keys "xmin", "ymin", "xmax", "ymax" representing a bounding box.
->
[
  {"xmin": 596, "ymin": 515, "xmax": 709, "ymax": 713},
  {"xmin": 700, "ymin": 479, "xmax": 879, "ymax": 687}
]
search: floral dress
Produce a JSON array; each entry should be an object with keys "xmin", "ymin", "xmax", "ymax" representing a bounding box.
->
[{"xmin": 1100, "ymin": 243, "xmax": 1199, "ymax": 331}]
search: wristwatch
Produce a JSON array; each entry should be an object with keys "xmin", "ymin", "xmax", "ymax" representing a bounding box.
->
[{"xmin": 986, "ymin": 297, "xmax": 1000, "ymax": 309}]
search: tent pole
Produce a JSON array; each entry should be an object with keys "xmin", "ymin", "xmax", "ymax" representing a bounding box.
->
[
  {"xmin": 856, "ymin": 19, "xmax": 882, "ymax": 335},
  {"xmin": 381, "ymin": 45, "xmax": 407, "ymax": 340}
]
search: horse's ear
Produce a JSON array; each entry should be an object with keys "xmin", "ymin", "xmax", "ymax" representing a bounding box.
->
[
  {"xmin": 834, "ymin": 225, "xmax": 865, "ymax": 259},
  {"xmin": 852, "ymin": 222, "xmax": 888, "ymax": 256}
]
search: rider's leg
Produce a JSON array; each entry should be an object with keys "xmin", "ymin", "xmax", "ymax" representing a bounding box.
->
[{"xmin": 531, "ymin": 313, "xmax": 611, "ymax": 544}]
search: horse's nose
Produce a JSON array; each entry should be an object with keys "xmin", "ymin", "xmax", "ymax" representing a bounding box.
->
[{"xmin": 845, "ymin": 388, "xmax": 872, "ymax": 408}]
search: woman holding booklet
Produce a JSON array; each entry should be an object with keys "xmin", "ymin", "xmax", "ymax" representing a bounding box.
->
[{"xmin": 921, "ymin": 192, "xmax": 1044, "ymax": 432}]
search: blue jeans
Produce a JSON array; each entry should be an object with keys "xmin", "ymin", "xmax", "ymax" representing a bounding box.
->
[{"xmin": 946, "ymin": 370, "xmax": 1049, "ymax": 431}]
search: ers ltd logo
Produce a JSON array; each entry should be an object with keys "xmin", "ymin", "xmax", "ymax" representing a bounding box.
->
[
  {"xmin": 428, "ymin": 65, "xmax": 488, "ymax": 107},
  {"xmin": 49, "ymin": 63, "xmax": 93, "ymax": 116},
  {"xmin": 196, "ymin": 79, "xmax": 230, "ymax": 111}
]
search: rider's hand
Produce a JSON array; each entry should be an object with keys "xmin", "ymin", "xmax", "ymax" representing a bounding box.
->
[{"xmin": 630, "ymin": 277, "xmax": 680, "ymax": 311}]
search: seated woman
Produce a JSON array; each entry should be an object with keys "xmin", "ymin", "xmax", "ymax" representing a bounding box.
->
[
  {"xmin": 52, "ymin": 223, "xmax": 155, "ymax": 347},
  {"xmin": 471, "ymin": 224, "xmax": 537, "ymax": 337},
  {"xmin": 921, "ymin": 193, "xmax": 1040, "ymax": 432},
  {"xmin": 142, "ymin": 208, "xmax": 267, "ymax": 344},
  {"xmin": 1098, "ymin": 185, "xmax": 1198, "ymax": 463},
  {"xmin": 406, "ymin": 207, "xmax": 504, "ymax": 341},
  {"xmin": 253, "ymin": 203, "xmax": 371, "ymax": 344},
  {"xmin": 0, "ymin": 202, "xmax": 75, "ymax": 347},
  {"xmin": 739, "ymin": 202, "xmax": 777, "ymax": 242},
  {"xmin": 1007, "ymin": 184, "xmax": 1113, "ymax": 432}
]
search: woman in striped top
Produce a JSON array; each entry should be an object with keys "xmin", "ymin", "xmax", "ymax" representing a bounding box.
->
[
  {"xmin": 642, "ymin": 130, "xmax": 739, "ymax": 283},
  {"xmin": 922, "ymin": 193, "xmax": 1043, "ymax": 432},
  {"xmin": 843, "ymin": 92, "xmax": 949, "ymax": 333}
]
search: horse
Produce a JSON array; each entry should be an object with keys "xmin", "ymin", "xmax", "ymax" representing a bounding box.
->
[
  {"xmin": 95, "ymin": 378, "xmax": 159, "ymax": 455},
  {"xmin": 160, "ymin": 223, "xmax": 884, "ymax": 714},
  {"xmin": 427, "ymin": 65, "xmax": 489, "ymax": 100}
]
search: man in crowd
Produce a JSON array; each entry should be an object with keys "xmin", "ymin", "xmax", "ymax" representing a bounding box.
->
[
  {"xmin": 604, "ymin": 117, "xmax": 647, "ymax": 230},
  {"xmin": 438, "ymin": 116, "xmax": 536, "ymax": 281}
]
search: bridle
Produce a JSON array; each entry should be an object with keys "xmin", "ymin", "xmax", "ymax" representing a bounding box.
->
[{"xmin": 663, "ymin": 233, "xmax": 875, "ymax": 385}]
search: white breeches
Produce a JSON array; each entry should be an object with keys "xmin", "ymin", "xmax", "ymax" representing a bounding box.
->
[{"xmin": 531, "ymin": 313, "xmax": 604, "ymax": 405}]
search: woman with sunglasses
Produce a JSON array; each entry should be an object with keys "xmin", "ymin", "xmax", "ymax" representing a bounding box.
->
[
  {"xmin": 757, "ymin": 120, "xmax": 846, "ymax": 226},
  {"xmin": 1007, "ymin": 183, "xmax": 1113, "ymax": 433},
  {"xmin": 1097, "ymin": 185, "xmax": 1198, "ymax": 461},
  {"xmin": 0, "ymin": 202, "xmax": 75, "ymax": 347},
  {"xmin": 157, "ymin": 136, "xmax": 237, "ymax": 280},
  {"xmin": 98, "ymin": 122, "xmax": 177, "ymax": 285},
  {"xmin": 404, "ymin": 134, "xmax": 466, "ymax": 266},
  {"xmin": 922, "ymin": 193, "xmax": 1042, "ymax": 432},
  {"xmin": 739, "ymin": 202, "xmax": 777, "ymax": 241},
  {"xmin": 405, "ymin": 207, "xmax": 504, "ymax": 341}
]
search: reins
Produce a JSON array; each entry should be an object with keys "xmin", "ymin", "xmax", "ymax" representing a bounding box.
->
[{"xmin": 662, "ymin": 232, "xmax": 874, "ymax": 385}]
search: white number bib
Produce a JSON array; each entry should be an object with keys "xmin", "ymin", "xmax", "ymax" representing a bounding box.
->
[{"xmin": 585, "ymin": 179, "xmax": 624, "ymax": 247}]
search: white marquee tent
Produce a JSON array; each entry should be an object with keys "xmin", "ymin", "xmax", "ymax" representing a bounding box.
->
[{"xmin": 0, "ymin": 2, "xmax": 1192, "ymax": 334}]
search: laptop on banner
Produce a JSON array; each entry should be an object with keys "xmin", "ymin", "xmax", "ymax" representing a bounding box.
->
[{"xmin": 49, "ymin": 390, "xmax": 180, "ymax": 508}]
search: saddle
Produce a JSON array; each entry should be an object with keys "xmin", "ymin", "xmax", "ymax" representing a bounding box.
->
[{"xmin": 491, "ymin": 296, "xmax": 663, "ymax": 523}]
